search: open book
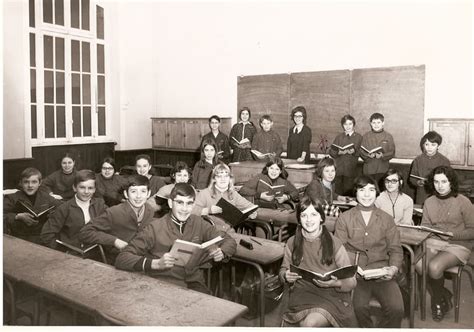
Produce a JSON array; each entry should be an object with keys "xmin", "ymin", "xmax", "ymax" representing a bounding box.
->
[
  {"xmin": 409, "ymin": 174, "xmax": 427, "ymax": 181},
  {"xmin": 232, "ymin": 137, "xmax": 250, "ymax": 145},
  {"xmin": 331, "ymin": 143, "xmax": 355, "ymax": 151},
  {"xmin": 251, "ymin": 150, "xmax": 273, "ymax": 158},
  {"xmin": 15, "ymin": 201, "xmax": 56, "ymax": 219},
  {"xmin": 357, "ymin": 266, "xmax": 387, "ymax": 280},
  {"xmin": 397, "ymin": 224, "xmax": 452, "ymax": 237},
  {"xmin": 169, "ymin": 236, "xmax": 224, "ymax": 267},
  {"xmin": 290, "ymin": 264, "xmax": 357, "ymax": 282},
  {"xmin": 216, "ymin": 198, "xmax": 259, "ymax": 226},
  {"xmin": 55, "ymin": 240, "xmax": 99, "ymax": 256},
  {"xmin": 361, "ymin": 146, "xmax": 383, "ymax": 154},
  {"xmin": 258, "ymin": 179, "xmax": 286, "ymax": 196}
]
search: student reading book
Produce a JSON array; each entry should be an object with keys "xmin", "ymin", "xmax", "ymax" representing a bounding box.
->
[
  {"xmin": 251, "ymin": 115, "xmax": 283, "ymax": 160},
  {"xmin": 279, "ymin": 196, "xmax": 357, "ymax": 327},
  {"xmin": 115, "ymin": 183, "xmax": 236, "ymax": 294},
  {"xmin": 229, "ymin": 107, "xmax": 257, "ymax": 162}
]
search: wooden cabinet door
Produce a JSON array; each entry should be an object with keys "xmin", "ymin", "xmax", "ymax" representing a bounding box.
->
[
  {"xmin": 152, "ymin": 119, "xmax": 167, "ymax": 147},
  {"xmin": 430, "ymin": 120, "xmax": 467, "ymax": 166},
  {"xmin": 468, "ymin": 122, "xmax": 474, "ymax": 166},
  {"xmin": 167, "ymin": 120, "xmax": 184, "ymax": 149},
  {"xmin": 184, "ymin": 120, "xmax": 202, "ymax": 150}
]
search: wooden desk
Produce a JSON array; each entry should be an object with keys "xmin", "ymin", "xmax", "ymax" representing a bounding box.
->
[
  {"xmin": 3, "ymin": 235, "xmax": 247, "ymax": 326},
  {"xmin": 398, "ymin": 227, "xmax": 430, "ymax": 325},
  {"xmin": 229, "ymin": 233, "xmax": 285, "ymax": 327}
]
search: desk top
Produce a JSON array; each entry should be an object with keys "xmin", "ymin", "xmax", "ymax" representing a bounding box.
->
[
  {"xmin": 3, "ymin": 235, "xmax": 247, "ymax": 326},
  {"xmin": 398, "ymin": 226, "xmax": 431, "ymax": 246},
  {"xmin": 231, "ymin": 233, "xmax": 285, "ymax": 265}
]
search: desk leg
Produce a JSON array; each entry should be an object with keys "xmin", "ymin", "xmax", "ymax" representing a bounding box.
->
[
  {"xmin": 421, "ymin": 241, "xmax": 427, "ymax": 321},
  {"xmin": 401, "ymin": 244, "xmax": 415, "ymax": 328},
  {"xmin": 4, "ymin": 278, "xmax": 16, "ymax": 325}
]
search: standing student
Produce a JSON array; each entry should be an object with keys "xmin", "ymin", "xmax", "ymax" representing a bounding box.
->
[
  {"xmin": 334, "ymin": 175, "xmax": 404, "ymax": 328},
  {"xmin": 287, "ymin": 106, "xmax": 312, "ymax": 163},
  {"xmin": 79, "ymin": 174, "xmax": 155, "ymax": 264},
  {"xmin": 41, "ymin": 170, "xmax": 107, "ymax": 250},
  {"xmin": 4, "ymin": 168, "xmax": 62, "ymax": 244},
  {"xmin": 229, "ymin": 107, "xmax": 257, "ymax": 162},
  {"xmin": 375, "ymin": 169, "xmax": 414, "ymax": 225},
  {"xmin": 409, "ymin": 131, "xmax": 450, "ymax": 205},
  {"xmin": 94, "ymin": 157, "xmax": 127, "ymax": 207},
  {"xmin": 41, "ymin": 152, "xmax": 77, "ymax": 200},
  {"xmin": 329, "ymin": 114, "xmax": 363, "ymax": 196},
  {"xmin": 201, "ymin": 115, "xmax": 231, "ymax": 164},
  {"xmin": 279, "ymin": 196, "xmax": 358, "ymax": 327},
  {"xmin": 192, "ymin": 139, "xmax": 219, "ymax": 190},
  {"xmin": 360, "ymin": 113, "xmax": 395, "ymax": 184},
  {"xmin": 251, "ymin": 114, "xmax": 283, "ymax": 160},
  {"xmin": 115, "ymin": 183, "xmax": 236, "ymax": 294},
  {"xmin": 417, "ymin": 166, "xmax": 474, "ymax": 322}
]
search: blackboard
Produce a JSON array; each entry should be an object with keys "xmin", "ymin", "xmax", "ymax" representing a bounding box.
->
[{"xmin": 237, "ymin": 65, "xmax": 425, "ymax": 158}]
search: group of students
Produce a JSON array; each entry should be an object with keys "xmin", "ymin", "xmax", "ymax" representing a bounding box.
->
[{"xmin": 3, "ymin": 107, "xmax": 473, "ymax": 328}]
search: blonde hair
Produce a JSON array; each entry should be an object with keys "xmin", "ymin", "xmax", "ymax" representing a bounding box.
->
[{"xmin": 209, "ymin": 163, "xmax": 236, "ymax": 200}]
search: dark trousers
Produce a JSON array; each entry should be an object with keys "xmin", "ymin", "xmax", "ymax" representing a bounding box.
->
[
  {"xmin": 335, "ymin": 175, "xmax": 356, "ymax": 196},
  {"xmin": 353, "ymin": 278, "xmax": 404, "ymax": 328}
]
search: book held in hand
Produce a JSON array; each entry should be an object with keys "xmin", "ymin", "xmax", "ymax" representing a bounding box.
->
[
  {"xmin": 397, "ymin": 224, "xmax": 452, "ymax": 237},
  {"xmin": 331, "ymin": 143, "xmax": 355, "ymax": 151},
  {"xmin": 357, "ymin": 266, "xmax": 387, "ymax": 280},
  {"xmin": 55, "ymin": 239, "xmax": 99, "ymax": 256},
  {"xmin": 290, "ymin": 264, "xmax": 358, "ymax": 282},
  {"xmin": 232, "ymin": 137, "xmax": 250, "ymax": 145},
  {"xmin": 251, "ymin": 150, "xmax": 273, "ymax": 158},
  {"xmin": 15, "ymin": 201, "xmax": 56, "ymax": 219},
  {"xmin": 216, "ymin": 198, "xmax": 259, "ymax": 227},
  {"xmin": 409, "ymin": 174, "xmax": 427, "ymax": 181},
  {"xmin": 361, "ymin": 146, "xmax": 383, "ymax": 154},
  {"xmin": 169, "ymin": 236, "xmax": 224, "ymax": 267},
  {"xmin": 258, "ymin": 179, "xmax": 286, "ymax": 196}
]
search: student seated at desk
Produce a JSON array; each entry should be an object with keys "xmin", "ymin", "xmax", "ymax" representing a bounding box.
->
[
  {"xmin": 41, "ymin": 170, "xmax": 107, "ymax": 251},
  {"xmin": 115, "ymin": 183, "xmax": 237, "ymax": 294},
  {"xmin": 4, "ymin": 167, "xmax": 62, "ymax": 244},
  {"xmin": 201, "ymin": 115, "xmax": 231, "ymax": 164},
  {"xmin": 279, "ymin": 196, "xmax": 357, "ymax": 327},
  {"xmin": 94, "ymin": 157, "xmax": 127, "ymax": 207},
  {"xmin": 192, "ymin": 139, "xmax": 219, "ymax": 190},
  {"xmin": 251, "ymin": 115, "xmax": 283, "ymax": 161},
  {"xmin": 41, "ymin": 152, "xmax": 77, "ymax": 200},
  {"xmin": 79, "ymin": 174, "xmax": 155, "ymax": 264},
  {"xmin": 192, "ymin": 163, "xmax": 257, "ymax": 233},
  {"xmin": 334, "ymin": 175, "xmax": 404, "ymax": 328},
  {"xmin": 417, "ymin": 165, "xmax": 474, "ymax": 322},
  {"xmin": 239, "ymin": 157, "xmax": 298, "ymax": 210}
]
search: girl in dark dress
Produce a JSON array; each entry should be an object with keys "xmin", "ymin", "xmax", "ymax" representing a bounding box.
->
[
  {"xmin": 229, "ymin": 107, "xmax": 257, "ymax": 162},
  {"xmin": 287, "ymin": 106, "xmax": 312, "ymax": 164}
]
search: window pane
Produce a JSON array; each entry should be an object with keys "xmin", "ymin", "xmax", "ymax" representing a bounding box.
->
[
  {"xmin": 30, "ymin": 69, "xmax": 36, "ymax": 103},
  {"xmin": 72, "ymin": 73, "xmax": 81, "ymax": 104},
  {"xmin": 82, "ymin": 0, "xmax": 90, "ymax": 31},
  {"xmin": 98, "ymin": 106, "xmax": 106, "ymax": 135},
  {"xmin": 71, "ymin": 0, "xmax": 79, "ymax": 28},
  {"xmin": 83, "ymin": 106, "xmax": 91, "ymax": 136},
  {"xmin": 31, "ymin": 105, "xmax": 37, "ymax": 139},
  {"xmin": 71, "ymin": 40, "xmax": 80, "ymax": 71},
  {"xmin": 82, "ymin": 42, "xmax": 90, "ymax": 72},
  {"xmin": 98, "ymin": 75, "xmax": 105, "ymax": 104},
  {"xmin": 97, "ymin": 44, "xmax": 104, "ymax": 74},
  {"xmin": 29, "ymin": 0, "xmax": 35, "ymax": 27},
  {"xmin": 55, "ymin": 37, "xmax": 64, "ymax": 70},
  {"xmin": 55, "ymin": 0, "xmax": 64, "ymax": 25},
  {"xmin": 44, "ymin": 35, "xmax": 54, "ymax": 69},
  {"xmin": 82, "ymin": 74, "xmax": 90, "ymax": 104},
  {"xmin": 56, "ymin": 106, "xmax": 66, "ymax": 137},
  {"xmin": 29, "ymin": 33, "xmax": 35, "ymax": 67},
  {"xmin": 45, "ymin": 105, "xmax": 55, "ymax": 138},
  {"xmin": 44, "ymin": 71, "xmax": 54, "ymax": 103},
  {"xmin": 56, "ymin": 72, "xmax": 65, "ymax": 104},
  {"xmin": 96, "ymin": 5, "xmax": 104, "ymax": 39},
  {"xmin": 43, "ymin": 0, "xmax": 53, "ymax": 23},
  {"xmin": 72, "ymin": 106, "xmax": 81, "ymax": 137}
]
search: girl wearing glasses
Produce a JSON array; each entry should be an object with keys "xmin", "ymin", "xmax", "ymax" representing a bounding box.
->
[
  {"xmin": 375, "ymin": 169, "xmax": 414, "ymax": 225},
  {"xmin": 192, "ymin": 139, "xmax": 219, "ymax": 190},
  {"xmin": 192, "ymin": 163, "xmax": 257, "ymax": 233},
  {"xmin": 94, "ymin": 157, "xmax": 127, "ymax": 207},
  {"xmin": 229, "ymin": 107, "xmax": 257, "ymax": 162},
  {"xmin": 287, "ymin": 106, "xmax": 312, "ymax": 163}
]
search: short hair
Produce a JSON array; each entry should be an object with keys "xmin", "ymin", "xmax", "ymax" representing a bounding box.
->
[
  {"xmin": 135, "ymin": 154, "xmax": 151, "ymax": 164},
  {"xmin": 353, "ymin": 175, "xmax": 380, "ymax": 196},
  {"xmin": 259, "ymin": 114, "xmax": 273, "ymax": 125},
  {"xmin": 239, "ymin": 107, "xmax": 251, "ymax": 119},
  {"xmin": 101, "ymin": 157, "xmax": 116, "ymax": 170},
  {"xmin": 381, "ymin": 168, "xmax": 404, "ymax": 191},
  {"xmin": 170, "ymin": 183, "xmax": 196, "ymax": 200},
  {"xmin": 74, "ymin": 169, "xmax": 96, "ymax": 186},
  {"xmin": 420, "ymin": 131, "xmax": 443, "ymax": 151},
  {"xmin": 20, "ymin": 167, "xmax": 42, "ymax": 181},
  {"xmin": 340, "ymin": 114, "xmax": 356, "ymax": 127},
  {"xmin": 209, "ymin": 115, "xmax": 221, "ymax": 123},
  {"xmin": 369, "ymin": 112, "xmax": 384, "ymax": 122},
  {"xmin": 291, "ymin": 106, "xmax": 307, "ymax": 124},
  {"xmin": 262, "ymin": 157, "xmax": 288, "ymax": 179},
  {"xmin": 171, "ymin": 161, "xmax": 191, "ymax": 183},
  {"xmin": 428, "ymin": 165, "xmax": 459, "ymax": 196},
  {"xmin": 315, "ymin": 157, "xmax": 336, "ymax": 179},
  {"xmin": 126, "ymin": 174, "xmax": 150, "ymax": 190}
]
